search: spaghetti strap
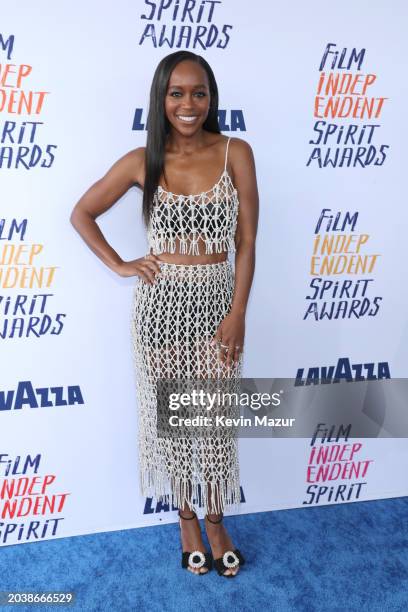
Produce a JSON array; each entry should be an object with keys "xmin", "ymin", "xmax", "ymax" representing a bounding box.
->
[{"xmin": 224, "ymin": 137, "xmax": 231, "ymax": 172}]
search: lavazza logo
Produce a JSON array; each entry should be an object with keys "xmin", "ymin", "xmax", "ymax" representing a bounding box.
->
[
  {"xmin": 0, "ymin": 381, "xmax": 84, "ymax": 411},
  {"xmin": 295, "ymin": 357, "xmax": 391, "ymax": 386}
]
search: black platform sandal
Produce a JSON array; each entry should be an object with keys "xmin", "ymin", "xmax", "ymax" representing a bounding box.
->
[
  {"xmin": 178, "ymin": 509, "xmax": 213, "ymax": 574},
  {"xmin": 205, "ymin": 513, "xmax": 246, "ymax": 577}
]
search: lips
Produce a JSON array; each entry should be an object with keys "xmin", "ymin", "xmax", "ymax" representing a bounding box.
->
[{"xmin": 176, "ymin": 115, "xmax": 198, "ymax": 123}]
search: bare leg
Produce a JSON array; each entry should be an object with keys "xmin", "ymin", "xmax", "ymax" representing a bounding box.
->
[
  {"xmin": 205, "ymin": 482, "xmax": 239, "ymax": 576},
  {"xmin": 179, "ymin": 482, "xmax": 209, "ymax": 575}
]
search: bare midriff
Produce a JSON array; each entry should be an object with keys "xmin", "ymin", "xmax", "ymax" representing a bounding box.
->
[{"xmin": 152, "ymin": 237, "xmax": 228, "ymax": 265}]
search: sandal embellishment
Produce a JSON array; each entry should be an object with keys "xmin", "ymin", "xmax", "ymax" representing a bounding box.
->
[
  {"xmin": 189, "ymin": 551, "xmax": 206, "ymax": 568},
  {"xmin": 213, "ymin": 548, "xmax": 246, "ymax": 576},
  {"xmin": 223, "ymin": 550, "xmax": 240, "ymax": 568}
]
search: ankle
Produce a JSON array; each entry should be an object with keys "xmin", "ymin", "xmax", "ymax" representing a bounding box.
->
[
  {"xmin": 179, "ymin": 508, "xmax": 197, "ymax": 520},
  {"xmin": 206, "ymin": 512, "xmax": 224, "ymax": 524}
]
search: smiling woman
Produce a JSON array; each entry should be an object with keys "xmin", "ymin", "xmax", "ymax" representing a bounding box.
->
[{"xmin": 70, "ymin": 49, "xmax": 259, "ymax": 577}]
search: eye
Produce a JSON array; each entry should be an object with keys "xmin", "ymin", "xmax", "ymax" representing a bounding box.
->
[{"xmin": 168, "ymin": 91, "xmax": 207, "ymax": 98}]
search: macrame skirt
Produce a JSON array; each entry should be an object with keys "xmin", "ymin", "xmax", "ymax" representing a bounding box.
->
[{"xmin": 130, "ymin": 260, "xmax": 243, "ymax": 515}]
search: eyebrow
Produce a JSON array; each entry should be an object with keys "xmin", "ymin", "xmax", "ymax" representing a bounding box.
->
[{"xmin": 168, "ymin": 84, "xmax": 208, "ymax": 89}]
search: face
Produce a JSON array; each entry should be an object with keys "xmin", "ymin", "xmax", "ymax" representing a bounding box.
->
[{"xmin": 164, "ymin": 60, "xmax": 210, "ymax": 134}]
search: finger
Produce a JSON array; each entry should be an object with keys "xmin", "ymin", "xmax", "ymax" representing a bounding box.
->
[
  {"xmin": 222, "ymin": 341, "xmax": 230, "ymax": 368},
  {"xmin": 210, "ymin": 331, "xmax": 222, "ymax": 348},
  {"xmin": 142, "ymin": 271, "xmax": 155, "ymax": 284},
  {"xmin": 142, "ymin": 264, "xmax": 158, "ymax": 284},
  {"xmin": 147, "ymin": 256, "xmax": 162, "ymax": 273},
  {"xmin": 232, "ymin": 343, "xmax": 242, "ymax": 365},
  {"xmin": 226, "ymin": 341, "xmax": 234, "ymax": 369},
  {"xmin": 144, "ymin": 261, "xmax": 161, "ymax": 276},
  {"xmin": 139, "ymin": 271, "xmax": 152, "ymax": 284},
  {"xmin": 140, "ymin": 264, "xmax": 157, "ymax": 284},
  {"xmin": 218, "ymin": 341, "xmax": 228, "ymax": 365},
  {"xmin": 144, "ymin": 257, "xmax": 161, "ymax": 272}
]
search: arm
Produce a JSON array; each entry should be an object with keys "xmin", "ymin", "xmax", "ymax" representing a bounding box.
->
[
  {"xmin": 212, "ymin": 138, "xmax": 259, "ymax": 367},
  {"xmin": 70, "ymin": 147, "xmax": 160, "ymax": 283},
  {"xmin": 230, "ymin": 138, "xmax": 258, "ymax": 316}
]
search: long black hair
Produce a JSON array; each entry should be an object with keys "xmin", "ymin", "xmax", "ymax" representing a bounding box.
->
[{"xmin": 142, "ymin": 51, "xmax": 221, "ymax": 227}]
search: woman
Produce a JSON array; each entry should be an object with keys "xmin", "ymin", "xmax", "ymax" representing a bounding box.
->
[{"xmin": 70, "ymin": 50, "xmax": 258, "ymax": 577}]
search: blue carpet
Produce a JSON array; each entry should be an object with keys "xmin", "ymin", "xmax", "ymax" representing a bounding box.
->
[{"xmin": 1, "ymin": 497, "xmax": 407, "ymax": 612}]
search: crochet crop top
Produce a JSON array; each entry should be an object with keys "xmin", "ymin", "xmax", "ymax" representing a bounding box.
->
[{"xmin": 147, "ymin": 137, "xmax": 239, "ymax": 256}]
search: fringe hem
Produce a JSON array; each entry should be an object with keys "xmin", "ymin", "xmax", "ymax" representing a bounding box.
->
[
  {"xmin": 147, "ymin": 235, "xmax": 236, "ymax": 256},
  {"xmin": 139, "ymin": 465, "xmax": 242, "ymax": 516}
]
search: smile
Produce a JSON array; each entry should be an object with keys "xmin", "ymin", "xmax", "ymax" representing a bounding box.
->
[{"xmin": 177, "ymin": 115, "xmax": 198, "ymax": 123}]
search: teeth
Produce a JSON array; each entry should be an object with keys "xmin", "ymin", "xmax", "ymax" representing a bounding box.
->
[{"xmin": 177, "ymin": 115, "xmax": 197, "ymax": 122}]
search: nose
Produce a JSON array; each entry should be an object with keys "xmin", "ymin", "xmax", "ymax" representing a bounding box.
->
[{"xmin": 180, "ymin": 93, "xmax": 198, "ymax": 108}]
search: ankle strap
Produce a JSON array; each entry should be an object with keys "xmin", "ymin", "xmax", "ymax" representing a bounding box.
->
[
  {"xmin": 205, "ymin": 513, "xmax": 224, "ymax": 524},
  {"xmin": 178, "ymin": 509, "xmax": 197, "ymax": 520}
]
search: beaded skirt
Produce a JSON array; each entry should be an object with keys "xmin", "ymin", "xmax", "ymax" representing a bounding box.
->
[{"xmin": 130, "ymin": 260, "xmax": 243, "ymax": 515}]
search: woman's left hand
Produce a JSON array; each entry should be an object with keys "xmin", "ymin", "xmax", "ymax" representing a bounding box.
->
[{"xmin": 211, "ymin": 311, "xmax": 245, "ymax": 368}]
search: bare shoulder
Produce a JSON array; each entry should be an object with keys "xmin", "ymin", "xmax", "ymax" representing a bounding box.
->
[
  {"xmin": 116, "ymin": 146, "xmax": 146, "ymax": 186},
  {"xmin": 228, "ymin": 136, "xmax": 254, "ymax": 160},
  {"xmin": 227, "ymin": 137, "xmax": 256, "ymax": 182}
]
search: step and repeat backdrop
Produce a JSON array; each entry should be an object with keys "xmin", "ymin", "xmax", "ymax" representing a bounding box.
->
[{"xmin": 1, "ymin": 0, "xmax": 408, "ymax": 546}]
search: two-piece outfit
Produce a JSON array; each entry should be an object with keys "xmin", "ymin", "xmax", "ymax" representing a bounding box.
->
[{"xmin": 130, "ymin": 137, "xmax": 243, "ymax": 517}]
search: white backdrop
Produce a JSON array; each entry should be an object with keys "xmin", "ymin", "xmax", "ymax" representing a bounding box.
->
[{"xmin": 1, "ymin": 0, "xmax": 408, "ymax": 547}]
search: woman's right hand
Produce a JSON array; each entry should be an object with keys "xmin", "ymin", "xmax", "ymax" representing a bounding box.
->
[{"xmin": 115, "ymin": 253, "xmax": 162, "ymax": 284}]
